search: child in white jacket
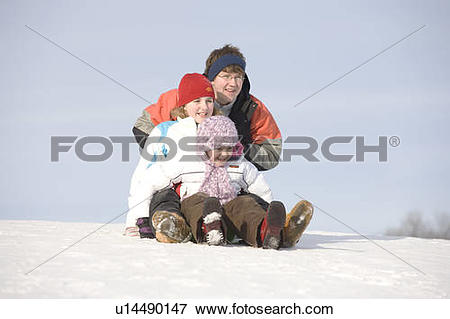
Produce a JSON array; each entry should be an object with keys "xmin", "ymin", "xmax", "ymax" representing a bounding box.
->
[
  {"xmin": 126, "ymin": 73, "xmax": 218, "ymax": 237},
  {"xmin": 132, "ymin": 116, "xmax": 313, "ymax": 249}
]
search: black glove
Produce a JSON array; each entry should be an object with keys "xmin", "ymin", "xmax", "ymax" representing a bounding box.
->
[{"xmin": 136, "ymin": 217, "xmax": 155, "ymax": 239}]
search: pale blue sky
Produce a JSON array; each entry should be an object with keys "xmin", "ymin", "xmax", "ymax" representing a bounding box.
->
[{"xmin": 1, "ymin": 0, "xmax": 449, "ymax": 235}]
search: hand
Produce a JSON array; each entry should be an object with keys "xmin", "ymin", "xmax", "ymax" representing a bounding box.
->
[{"xmin": 136, "ymin": 217, "xmax": 155, "ymax": 239}]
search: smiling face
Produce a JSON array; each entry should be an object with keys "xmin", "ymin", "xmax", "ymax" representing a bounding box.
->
[
  {"xmin": 211, "ymin": 71, "xmax": 244, "ymax": 105},
  {"xmin": 206, "ymin": 146, "xmax": 234, "ymax": 167},
  {"xmin": 183, "ymin": 96, "xmax": 214, "ymax": 124}
]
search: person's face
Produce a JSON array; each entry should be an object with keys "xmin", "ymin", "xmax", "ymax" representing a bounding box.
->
[
  {"xmin": 211, "ymin": 71, "xmax": 244, "ymax": 105},
  {"xmin": 184, "ymin": 97, "xmax": 214, "ymax": 124},
  {"xmin": 206, "ymin": 146, "xmax": 234, "ymax": 167}
]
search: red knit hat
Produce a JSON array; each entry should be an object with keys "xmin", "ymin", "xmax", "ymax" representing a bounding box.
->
[{"xmin": 177, "ymin": 73, "xmax": 215, "ymax": 107}]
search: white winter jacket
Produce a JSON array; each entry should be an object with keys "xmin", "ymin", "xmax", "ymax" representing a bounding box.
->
[
  {"xmin": 126, "ymin": 155, "xmax": 273, "ymax": 228},
  {"xmin": 129, "ymin": 117, "xmax": 197, "ymax": 191}
]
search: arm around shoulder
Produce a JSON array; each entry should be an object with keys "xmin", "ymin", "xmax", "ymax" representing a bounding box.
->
[{"xmin": 246, "ymin": 96, "xmax": 283, "ymax": 171}]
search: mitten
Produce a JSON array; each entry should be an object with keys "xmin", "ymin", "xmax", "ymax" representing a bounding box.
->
[{"xmin": 136, "ymin": 217, "xmax": 155, "ymax": 239}]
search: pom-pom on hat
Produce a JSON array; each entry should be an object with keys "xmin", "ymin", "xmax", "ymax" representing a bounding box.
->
[{"xmin": 177, "ymin": 73, "xmax": 215, "ymax": 107}]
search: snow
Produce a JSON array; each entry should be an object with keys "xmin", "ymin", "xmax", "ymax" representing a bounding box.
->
[{"xmin": 0, "ymin": 220, "xmax": 449, "ymax": 298}]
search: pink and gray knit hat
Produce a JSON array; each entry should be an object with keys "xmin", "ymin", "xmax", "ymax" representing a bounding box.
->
[{"xmin": 197, "ymin": 116, "xmax": 244, "ymax": 157}]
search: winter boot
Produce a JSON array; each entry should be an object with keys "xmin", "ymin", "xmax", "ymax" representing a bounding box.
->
[
  {"xmin": 202, "ymin": 197, "xmax": 226, "ymax": 246},
  {"xmin": 281, "ymin": 200, "xmax": 314, "ymax": 248},
  {"xmin": 152, "ymin": 211, "xmax": 192, "ymax": 243},
  {"xmin": 260, "ymin": 201, "xmax": 286, "ymax": 249}
]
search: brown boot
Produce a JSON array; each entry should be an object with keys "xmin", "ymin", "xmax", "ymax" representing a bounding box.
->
[
  {"xmin": 281, "ymin": 200, "xmax": 313, "ymax": 248},
  {"xmin": 152, "ymin": 211, "xmax": 192, "ymax": 243}
]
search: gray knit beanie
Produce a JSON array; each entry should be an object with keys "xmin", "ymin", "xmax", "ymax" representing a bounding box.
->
[{"xmin": 197, "ymin": 116, "xmax": 241, "ymax": 205}]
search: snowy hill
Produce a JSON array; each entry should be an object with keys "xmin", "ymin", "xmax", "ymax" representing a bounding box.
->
[{"xmin": 0, "ymin": 220, "xmax": 448, "ymax": 298}]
